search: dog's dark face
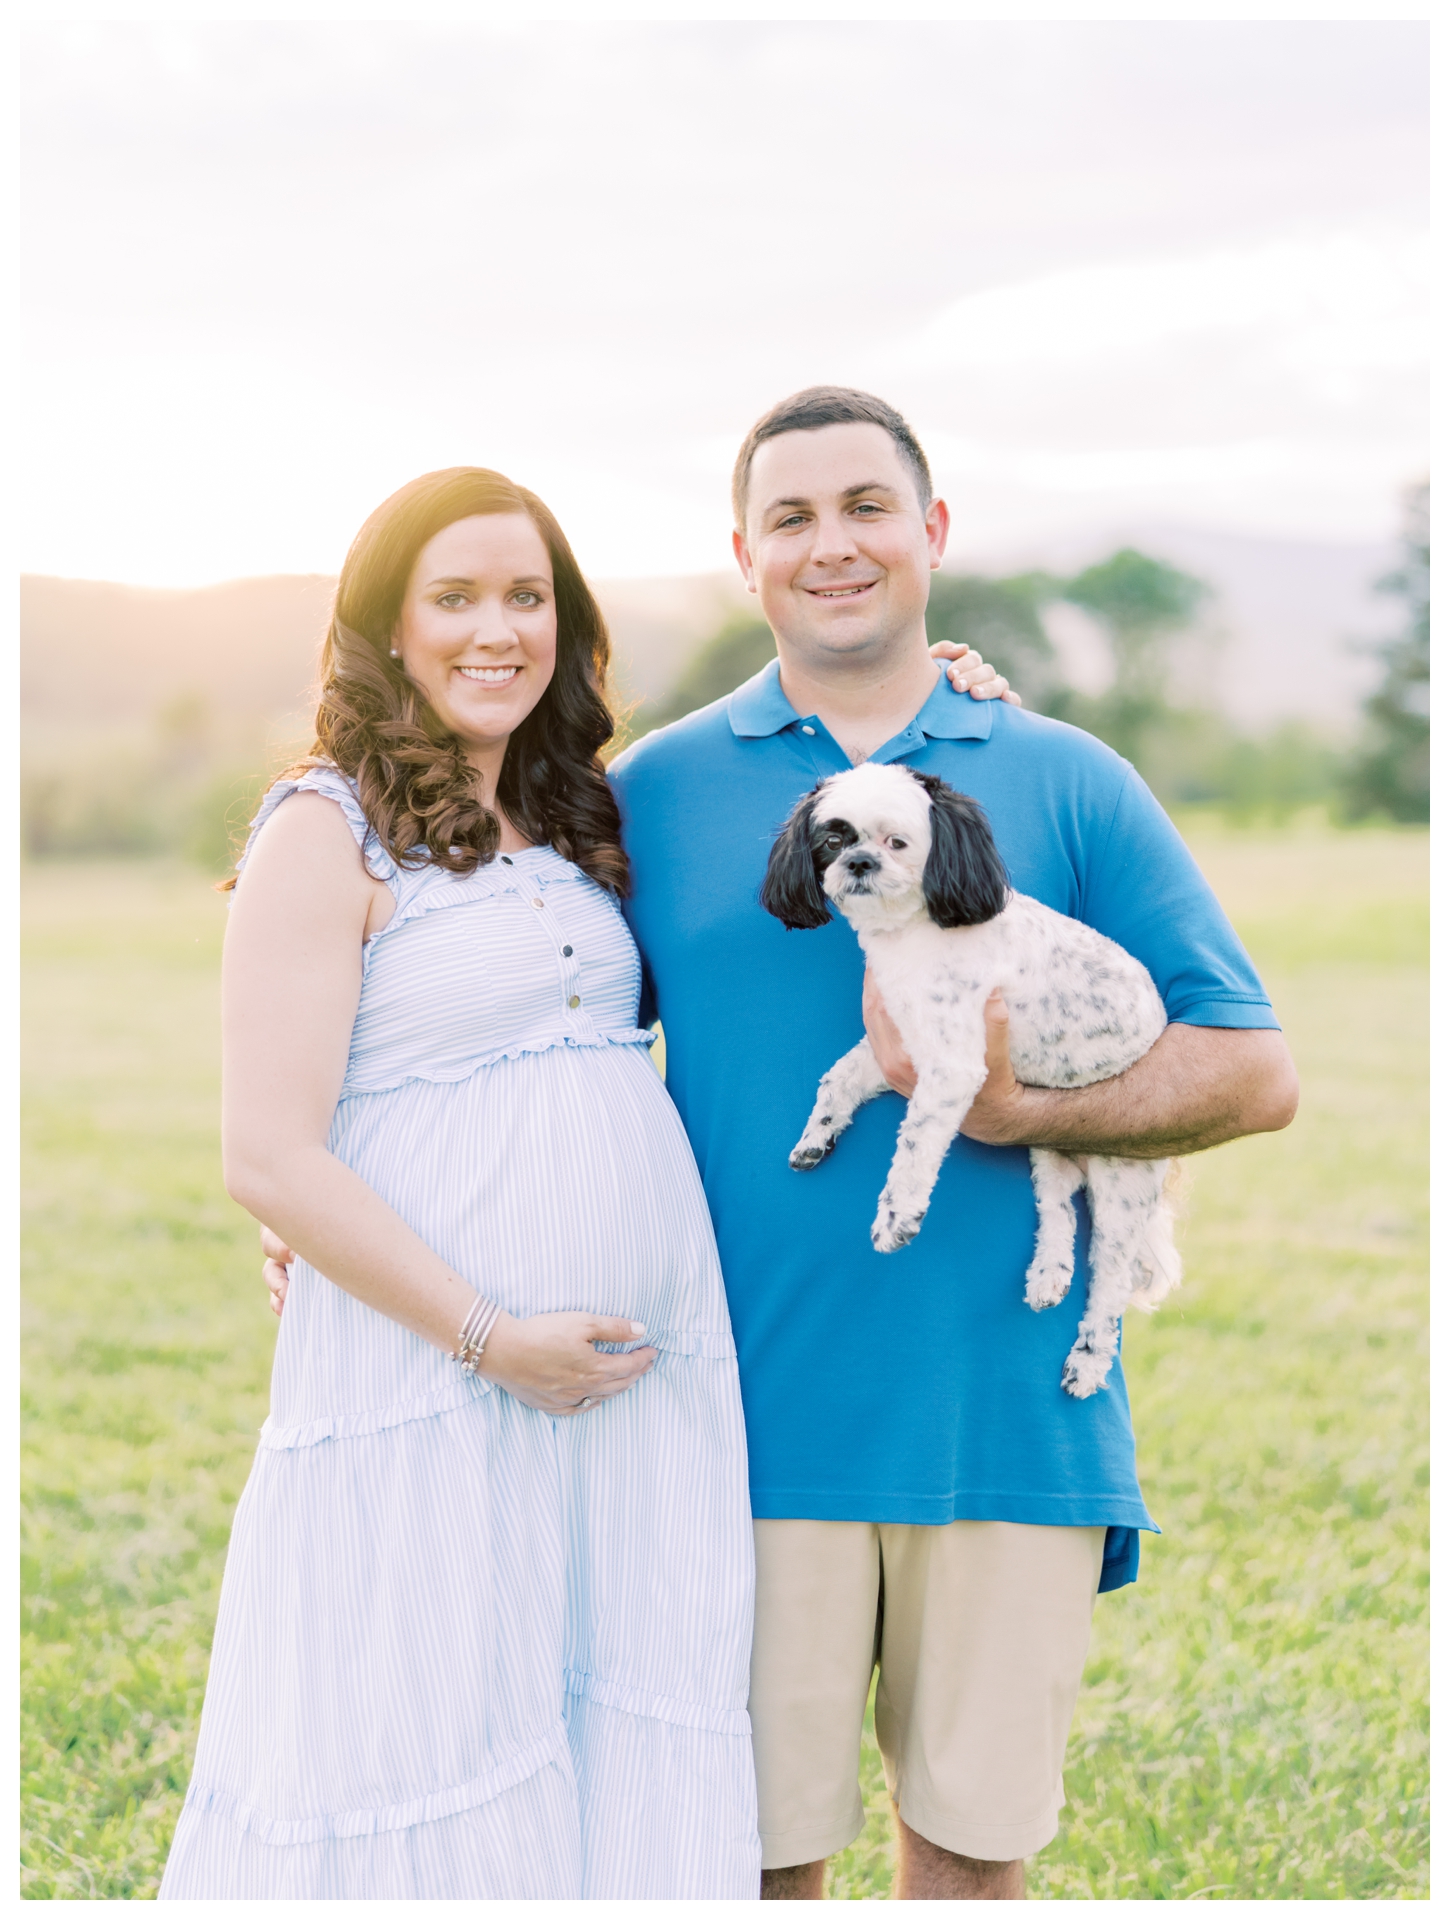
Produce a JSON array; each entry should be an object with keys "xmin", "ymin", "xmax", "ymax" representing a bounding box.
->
[{"xmin": 760, "ymin": 763, "xmax": 1009, "ymax": 933}]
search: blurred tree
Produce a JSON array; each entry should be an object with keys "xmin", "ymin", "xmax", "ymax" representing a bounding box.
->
[
  {"xmin": 925, "ymin": 572, "xmax": 1061, "ymax": 708},
  {"xmin": 643, "ymin": 615, "xmax": 778, "ymax": 731},
  {"xmin": 21, "ymin": 752, "xmax": 165, "ymax": 859},
  {"xmin": 1058, "ymin": 549, "xmax": 1210, "ymax": 769},
  {"xmin": 187, "ymin": 766, "xmax": 273, "ymax": 873},
  {"xmin": 1340, "ymin": 482, "xmax": 1429, "ymax": 824},
  {"xmin": 1129, "ymin": 708, "xmax": 1344, "ymax": 822},
  {"xmin": 20, "ymin": 691, "xmax": 280, "ymax": 871},
  {"xmin": 155, "ymin": 690, "xmax": 213, "ymax": 777}
]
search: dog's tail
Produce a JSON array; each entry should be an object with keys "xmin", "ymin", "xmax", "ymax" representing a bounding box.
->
[{"xmin": 1130, "ymin": 1158, "xmax": 1184, "ymax": 1310}]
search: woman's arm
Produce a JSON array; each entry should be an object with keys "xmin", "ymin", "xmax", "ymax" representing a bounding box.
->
[{"xmin": 225, "ymin": 793, "xmax": 655, "ymax": 1413}]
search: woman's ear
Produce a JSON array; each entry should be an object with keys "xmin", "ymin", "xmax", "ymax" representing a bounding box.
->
[
  {"xmin": 914, "ymin": 774, "xmax": 1009, "ymax": 927},
  {"xmin": 760, "ymin": 789, "xmax": 832, "ymax": 930}
]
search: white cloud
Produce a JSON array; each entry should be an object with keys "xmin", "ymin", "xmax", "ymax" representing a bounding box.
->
[
  {"xmin": 875, "ymin": 227, "xmax": 1427, "ymax": 553},
  {"xmin": 894, "ymin": 229, "xmax": 1429, "ymax": 377}
]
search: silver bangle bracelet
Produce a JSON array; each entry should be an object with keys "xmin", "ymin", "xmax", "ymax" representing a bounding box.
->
[{"xmin": 450, "ymin": 1291, "xmax": 502, "ymax": 1376}]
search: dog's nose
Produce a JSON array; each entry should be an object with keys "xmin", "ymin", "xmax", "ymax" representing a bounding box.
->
[{"xmin": 844, "ymin": 852, "xmax": 879, "ymax": 877}]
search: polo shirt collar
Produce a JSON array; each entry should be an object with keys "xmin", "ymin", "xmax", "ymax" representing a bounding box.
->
[
  {"xmin": 913, "ymin": 661, "xmax": 996, "ymax": 741},
  {"xmin": 726, "ymin": 656, "xmax": 995, "ymax": 748},
  {"xmin": 726, "ymin": 658, "xmax": 799, "ymax": 737}
]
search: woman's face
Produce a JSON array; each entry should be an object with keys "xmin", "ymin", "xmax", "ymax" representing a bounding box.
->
[{"xmin": 394, "ymin": 513, "xmax": 558, "ymax": 765}]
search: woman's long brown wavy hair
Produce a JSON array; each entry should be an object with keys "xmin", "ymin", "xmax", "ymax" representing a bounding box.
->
[{"xmin": 229, "ymin": 467, "xmax": 628, "ymax": 896}]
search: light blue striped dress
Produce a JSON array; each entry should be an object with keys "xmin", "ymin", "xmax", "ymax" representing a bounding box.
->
[{"xmin": 160, "ymin": 766, "xmax": 759, "ymax": 1900}]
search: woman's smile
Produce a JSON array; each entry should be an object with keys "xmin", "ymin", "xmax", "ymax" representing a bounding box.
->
[{"xmin": 456, "ymin": 663, "xmax": 520, "ymax": 685}]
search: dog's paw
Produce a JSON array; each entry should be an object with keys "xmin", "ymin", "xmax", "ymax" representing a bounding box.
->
[
  {"xmin": 788, "ymin": 1132, "xmax": 836, "ymax": 1171},
  {"xmin": 1060, "ymin": 1346, "xmax": 1114, "ymax": 1398},
  {"xmin": 871, "ymin": 1203, "xmax": 921, "ymax": 1254},
  {"xmin": 1025, "ymin": 1258, "xmax": 1073, "ymax": 1311}
]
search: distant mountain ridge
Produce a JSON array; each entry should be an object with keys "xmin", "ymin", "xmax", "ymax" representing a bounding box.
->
[
  {"xmin": 21, "ymin": 573, "xmax": 337, "ymax": 734},
  {"xmin": 18, "ymin": 571, "xmax": 751, "ymax": 737},
  {"xmin": 22, "ymin": 527, "xmax": 1394, "ymax": 742}
]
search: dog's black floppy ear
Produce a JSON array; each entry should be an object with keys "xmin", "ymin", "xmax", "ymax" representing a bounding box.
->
[
  {"xmin": 760, "ymin": 786, "xmax": 832, "ymax": 931},
  {"xmin": 912, "ymin": 773, "xmax": 1009, "ymax": 928}
]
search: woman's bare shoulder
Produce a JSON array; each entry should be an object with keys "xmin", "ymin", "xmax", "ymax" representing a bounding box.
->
[{"xmin": 235, "ymin": 789, "xmax": 382, "ymax": 911}]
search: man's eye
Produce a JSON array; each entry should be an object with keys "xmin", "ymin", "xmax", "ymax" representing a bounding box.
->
[{"xmin": 887, "ymin": 836, "xmax": 907, "ymax": 851}]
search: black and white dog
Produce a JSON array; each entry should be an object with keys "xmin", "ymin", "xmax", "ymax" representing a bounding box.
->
[{"xmin": 761, "ymin": 762, "xmax": 1180, "ymax": 1397}]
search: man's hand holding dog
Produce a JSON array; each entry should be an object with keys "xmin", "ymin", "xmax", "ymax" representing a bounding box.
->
[
  {"xmin": 863, "ymin": 970, "xmax": 1027, "ymax": 1143},
  {"xmin": 861, "ymin": 968, "xmax": 1298, "ymax": 1158}
]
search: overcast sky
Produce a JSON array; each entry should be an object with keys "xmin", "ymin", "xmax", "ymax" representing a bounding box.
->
[{"xmin": 19, "ymin": 19, "xmax": 1429, "ymax": 586}]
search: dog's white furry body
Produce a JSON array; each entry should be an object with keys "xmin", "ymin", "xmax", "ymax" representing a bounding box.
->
[{"xmin": 766, "ymin": 763, "xmax": 1182, "ymax": 1398}]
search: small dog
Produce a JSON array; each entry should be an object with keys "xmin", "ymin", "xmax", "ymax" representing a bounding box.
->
[{"xmin": 761, "ymin": 762, "xmax": 1181, "ymax": 1397}]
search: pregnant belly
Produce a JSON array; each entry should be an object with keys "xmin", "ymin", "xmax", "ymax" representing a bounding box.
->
[{"xmin": 330, "ymin": 1043, "xmax": 725, "ymax": 1330}]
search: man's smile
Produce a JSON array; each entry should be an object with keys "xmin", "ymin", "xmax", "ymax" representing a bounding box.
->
[{"xmin": 805, "ymin": 580, "xmax": 878, "ymax": 601}]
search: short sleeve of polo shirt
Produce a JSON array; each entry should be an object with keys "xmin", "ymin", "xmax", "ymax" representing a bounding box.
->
[{"xmin": 1079, "ymin": 764, "xmax": 1278, "ymax": 1030}]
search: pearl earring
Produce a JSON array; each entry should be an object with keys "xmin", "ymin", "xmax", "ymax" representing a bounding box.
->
[{"xmin": 389, "ymin": 648, "xmax": 401, "ymax": 658}]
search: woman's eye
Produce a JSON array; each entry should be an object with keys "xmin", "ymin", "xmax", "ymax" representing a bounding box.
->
[
  {"xmin": 511, "ymin": 591, "xmax": 543, "ymax": 608},
  {"xmin": 437, "ymin": 592, "xmax": 469, "ymax": 609},
  {"xmin": 888, "ymin": 837, "xmax": 907, "ymax": 851}
]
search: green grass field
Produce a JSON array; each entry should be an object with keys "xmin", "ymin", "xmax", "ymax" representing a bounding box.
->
[{"xmin": 21, "ymin": 821, "xmax": 1428, "ymax": 1900}]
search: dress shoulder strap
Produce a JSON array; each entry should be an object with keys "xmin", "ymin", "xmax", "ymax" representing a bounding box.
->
[{"xmin": 235, "ymin": 763, "xmax": 399, "ymax": 889}]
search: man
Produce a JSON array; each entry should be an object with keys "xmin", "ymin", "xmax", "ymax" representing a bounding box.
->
[
  {"xmin": 608, "ymin": 389, "xmax": 1295, "ymax": 1900},
  {"xmin": 266, "ymin": 388, "xmax": 1297, "ymax": 1899}
]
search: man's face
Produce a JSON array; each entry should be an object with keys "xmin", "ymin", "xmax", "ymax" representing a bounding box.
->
[{"xmin": 733, "ymin": 422, "xmax": 948, "ymax": 668}]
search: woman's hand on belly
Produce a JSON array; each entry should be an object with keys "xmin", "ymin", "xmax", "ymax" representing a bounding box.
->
[
  {"xmin": 482, "ymin": 1311, "xmax": 657, "ymax": 1416},
  {"xmin": 257, "ymin": 1225, "xmax": 655, "ymax": 1417}
]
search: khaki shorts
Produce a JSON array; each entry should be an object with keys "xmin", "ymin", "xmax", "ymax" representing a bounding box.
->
[{"xmin": 748, "ymin": 1517, "xmax": 1105, "ymax": 1868}]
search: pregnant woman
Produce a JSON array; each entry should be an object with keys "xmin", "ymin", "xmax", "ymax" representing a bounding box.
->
[{"xmin": 159, "ymin": 467, "xmax": 759, "ymax": 1899}]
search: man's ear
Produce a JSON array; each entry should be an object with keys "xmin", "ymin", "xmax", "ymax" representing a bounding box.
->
[
  {"xmin": 925, "ymin": 496, "xmax": 950, "ymax": 571},
  {"xmin": 760, "ymin": 789, "xmax": 831, "ymax": 930},
  {"xmin": 913, "ymin": 773, "xmax": 1009, "ymax": 928},
  {"xmin": 732, "ymin": 528, "xmax": 758, "ymax": 594}
]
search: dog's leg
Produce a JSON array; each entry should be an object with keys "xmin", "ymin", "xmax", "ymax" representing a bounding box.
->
[
  {"xmin": 871, "ymin": 1060, "xmax": 983, "ymax": 1253},
  {"xmin": 1060, "ymin": 1157, "xmax": 1173, "ymax": 1397},
  {"xmin": 1025, "ymin": 1149, "xmax": 1084, "ymax": 1310},
  {"xmin": 789, "ymin": 1036, "xmax": 891, "ymax": 1170}
]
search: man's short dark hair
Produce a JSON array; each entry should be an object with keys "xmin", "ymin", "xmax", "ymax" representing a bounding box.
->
[{"xmin": 731, "ymin": 386, "xmax": 934, "ymax": 532}]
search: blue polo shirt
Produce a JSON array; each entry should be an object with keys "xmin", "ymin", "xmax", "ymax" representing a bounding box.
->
[{"xmin": 611, "ymin": 661, "xmax": 1278, "ymax": 1591}]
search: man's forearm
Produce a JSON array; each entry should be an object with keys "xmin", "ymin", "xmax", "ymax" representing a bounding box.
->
[{"xmin": 963, "ymin": 1024, "xmax": 1299, "ymax": 1158}]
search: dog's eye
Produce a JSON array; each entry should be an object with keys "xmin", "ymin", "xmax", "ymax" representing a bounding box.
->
[
  {"xmin": 887, "ymin": 836, "xmax": 908, "ymax": 851},
  {"xmin": 824, "ymin": 834, "xmax": 843, "ymax": 853}
]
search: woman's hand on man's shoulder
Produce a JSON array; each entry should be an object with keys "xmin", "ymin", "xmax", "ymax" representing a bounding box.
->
[{"xmin": 929, "ymin": 642, "xmax": 1022, "ymax": 706}]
